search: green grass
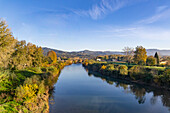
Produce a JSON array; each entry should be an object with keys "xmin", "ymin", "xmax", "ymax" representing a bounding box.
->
[
  {"xmin": 108, "ymin": 61, "xmax": 128, "ymax": 66},
  {"xmin": 143, "ymin": 66, "xmax": 166, "ymax": 71}
]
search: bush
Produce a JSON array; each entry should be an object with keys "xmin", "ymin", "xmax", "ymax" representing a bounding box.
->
[
  {"xmin": 129, "ymin": 66, "xmax": 144, "ymax": 80},
  {"xmin": 146, "ymin": 56, "xmax": 156, "ymax": 66},
  {"xmin": 119, "ymin": 65, "xmax": 128, "ymax": 75},
  {"xmin": 106, "ymin": 64, "xmax": 115, "ymax": 71},
  {"xmin": 47, "ymin": 66, "xmax": 59, "ymax": 75},
  {"xmin": 160, "ymin": 69, "xmax": 170, "ymax": 86},
  {"xmin": 100, "ymin": 65, "xmax": 107, "ymax": 70},
  {"xmin": 0, "ymin": 70, "xmax": 18, "ymax": 91}
]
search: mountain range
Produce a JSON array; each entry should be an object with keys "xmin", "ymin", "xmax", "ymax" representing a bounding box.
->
[{"xmin": 42, "ymin": 47, "xmax": 170, "ymax": 58}]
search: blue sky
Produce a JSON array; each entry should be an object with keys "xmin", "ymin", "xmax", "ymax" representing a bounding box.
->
[{"xmin": 0, "ymin": 0, "xmax": 170, "ymax": 51}]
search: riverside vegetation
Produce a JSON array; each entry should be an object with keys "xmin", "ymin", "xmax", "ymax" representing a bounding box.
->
[
  {"xmin": 82, "ymin": 47, "xmax": 170, "ymax": 90},
  {"xmin": 0, "ymin": 19, "xmax": 170, "ymax": 112},
  {"xmin": 0, "ymin": 19, "xmax": 73, "ymax": 112}
]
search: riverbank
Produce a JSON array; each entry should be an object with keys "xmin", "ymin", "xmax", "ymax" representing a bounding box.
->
[
  {"xmin": 82, "ymin": 61, "xmax": 170, "ymax": 91},
  {"xmin": 49, "ymin": 64, "xmax": 170, "ymax": 113},
  {"xmin": 0, "ymin": 62, "xmax": 72, "ymax": 113}
]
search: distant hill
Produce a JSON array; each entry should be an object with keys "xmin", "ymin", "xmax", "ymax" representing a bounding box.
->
[
  {"xmin": 42, "ymin": 47, "xmax": 124, "ymax": 59},
  {"xmin": 42, "ymin": 47, "xmax": 170, "ymax": 58},
  {"xmin": 146, "ymin": 49, "xmax": 170, "ymax": 56}
]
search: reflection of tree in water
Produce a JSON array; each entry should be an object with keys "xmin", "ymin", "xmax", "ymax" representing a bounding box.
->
[
  {"xmin": 161, "ymin": 93, "xmax": 170, "ymax": 108},
  {"xmin": 114, "ymin": 82, "xmax": 129, "ymax": 90},
  {"xmin": 159, "ymin": 91, "xmax": 170, "ymax": 110},
  {"xmin": 88, "ymin": 71, "xmax": 170, "ymax": 108},
  {"xmin": 48, "ymin": 73, "xmax": 61, "ymax": 105},
  {"xmin": 88, "ymin": 72, "xmax": 92, "ymax": 77},
  {"xmin": 150, "ymin": 89, "xmax": 170, "ymax": 109},
  {"xmin": 129, "ymin": 86, "xmax": 146, "ymax": 104},
  {"xmin": 150, "ymin": 96, "xmax": 158, "ymax": 105}
]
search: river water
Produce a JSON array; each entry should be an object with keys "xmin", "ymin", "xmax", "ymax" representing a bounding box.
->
[{"xmin": 49, "ymin": 64, "xmax": 170, "ymax": 113}]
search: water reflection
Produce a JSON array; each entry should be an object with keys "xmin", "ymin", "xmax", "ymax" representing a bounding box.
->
[
  {"xmin": 88, "ymin": 71, "xmax": 170, "ymax": 109},
  {"xmin": 49, "ymin": 64, "xmax": 170, "ymax": 113}
]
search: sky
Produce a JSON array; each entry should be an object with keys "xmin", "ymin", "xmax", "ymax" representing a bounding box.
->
[{"xmin": 0, "ymin": 0, "xmax": 170, "ymax": 51}]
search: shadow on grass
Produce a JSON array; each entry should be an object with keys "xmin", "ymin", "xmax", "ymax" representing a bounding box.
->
[{"xmin": 14, "ymin": 70, "xmax": 42, "ymax": 84}]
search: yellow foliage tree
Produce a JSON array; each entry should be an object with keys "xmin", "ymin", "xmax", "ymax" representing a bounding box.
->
[
  {"xmin": 101, "ymin": 65, "xmax": 107, "ymax": 70},
  {"xmin": 47, "ymin": 50, "xmax": 57, "ymax": 64},
  {"xmin": 134, "ymin": 46, "xmax": 147, "ymax": 65}
]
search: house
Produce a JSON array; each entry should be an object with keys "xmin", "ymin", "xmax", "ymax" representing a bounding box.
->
[
  {"xmin": 112, "ymin": 59, "xmax": 117, "ymax": 62},
  {"xmin": 160, "ymin": 61, "xmax": 168, "ymax": 65},
  {"xmin": 96, "ymin": 58, "xmax": 101, "ymax": 61}
]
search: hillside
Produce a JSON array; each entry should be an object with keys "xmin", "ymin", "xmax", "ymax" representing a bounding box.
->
[{"xmin": 42, "ymin": 47, "xmax": 170, "ymax": 58}]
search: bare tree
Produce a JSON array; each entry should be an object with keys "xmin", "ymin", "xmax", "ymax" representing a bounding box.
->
[{"xmin": 123, "ymin": 47, "xmax": 134, "ymax": 64}]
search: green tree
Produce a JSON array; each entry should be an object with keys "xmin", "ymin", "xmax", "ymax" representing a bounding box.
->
[
  {"xmin": 134, "ymin": 46, "xmax": 147, "ymax": 65},
  {"xmin": 26, "ymin": 43, "xmax": 37, "ymax": 67},
  {"xmin": 154, "ymin": 52, "xmax": 160, "ymax": 65},
  {"xmin": 47, "ymin": 50, "xmax": 57, "ymax": 64},
  {"xmin": 146, "ymin": 56, "xmax": 156, "ymax": 66},
  {"xmin": 10, "ymin": 40, "xmax": 27, "ymax": 69},
  {"xmin": 0, "ymin": 19, "xmax": 17, "ymax": 68},
  {"xmin": 32, "ymin": 46, "xmax": 44, "ymax": 67}
]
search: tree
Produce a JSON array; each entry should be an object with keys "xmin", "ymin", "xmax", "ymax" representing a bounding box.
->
[
  {"xmin": 47, "ymin": 50, "xmax": 57, "ymax": 64},
  {"xmin": 154, "ymin": 52, "xmax": 160, "ymax": 65},
  {"xmin": 134, "ymin": 46, "xmax": 147, "ymax": 65},
  {"xmin": 26, "ymin": 43, "xmax": 38, "ymax": 67},
  {"xmin": 123, "ymin": 47, "xmax": 134, "ymax": 63},
  {"xmin": 33, "ymin": 46, "xmax": 44, "ymax": 67},
  {"xmin": 0, "ymin": 19, "xmax": 17, "ymax": 68},
  {"xmin": 146, "ymin": 56, "xmax": 156, "ymax": 66},
  {"xmin": 10, "ymin": 40, "xmax": 27, "ymax": 69},
  {"xmin": 104, "ymin": 55, "xmax": 109, "ymax": 60}
]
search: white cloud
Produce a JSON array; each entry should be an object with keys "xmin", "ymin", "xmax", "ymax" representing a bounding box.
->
[
  {"xmin": 92, "ymin": 26, "xmax": 170, "ymax": 40},
  {"xmin": 72, "ymin": 0, "xmax": 132, "ymax": 20},
  {"xmin": 138, "ymin": 7, "xmax": 170, "ymax": 24}
]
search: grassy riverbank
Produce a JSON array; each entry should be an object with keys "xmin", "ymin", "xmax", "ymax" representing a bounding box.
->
[
  {"xmin": 83, "ymin": 61, "xmax": 170, "ymax": 90},
  {"xmin": 0, "ymin": 62, "xmax": 72, "ymax": 113},
  {"xmin": 0, "ymin": 19, "xmax": 74, "ymax": 112}
]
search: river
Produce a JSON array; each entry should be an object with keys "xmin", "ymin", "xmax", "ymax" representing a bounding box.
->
[{"xmin": 49, "ymin": 64, "xmax": 170, "ymax": 113}]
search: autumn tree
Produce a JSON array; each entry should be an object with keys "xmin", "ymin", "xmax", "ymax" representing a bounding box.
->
[
  {"xmin": 154, "ymin": 52, "xmax": 160, "ymax": 65},
  {"xmin": 104, "ymin": 55, "xmax": 109, "ymax": 60},
  {"xmin": 146, "ymin": 56, "xmax": 156, "ymax": 66},
  {"xmin": 47, "ymin": 50, "xmax": 57, "ymax": 64},
  {"xmin": 134, "ymin": 46, "xmax": 147, "ymax": 65},
  {"xmin": 0, "ymin": 19, "xmax": 17, "ymax": 68}
]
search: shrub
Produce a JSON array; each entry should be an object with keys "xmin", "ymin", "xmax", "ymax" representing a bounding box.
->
[
  {"xmin": 23, "ymin": 75, "xmax": 40, "ymax": 85},
  {"xmin": 106, "ymin": 64, "xmax": 115, "ymax": 71},
  {"xmin": 100, "ymin": 65, "xmax": 107, "ymax": 70},
  {"xmin": 0, "ymin": 70, "xmax": 18, "ymax": 91},
  {"xmin": 129, "ymin": 66, "xmax": 144, "ymax": 80},
  {"xmin": 47, "ymin": 66, "xmax": 59, "ymax": 75},
  {"xmin": 146, "ymin": 56, "xmax": 156, "ymax": 66},
  {"xmin": 119, "ymin": 65, "xmax": 128, "ymax": 75},
  {"xmin": 161, "ymin": 69, "xmax": 170, "ymax": 86}
]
